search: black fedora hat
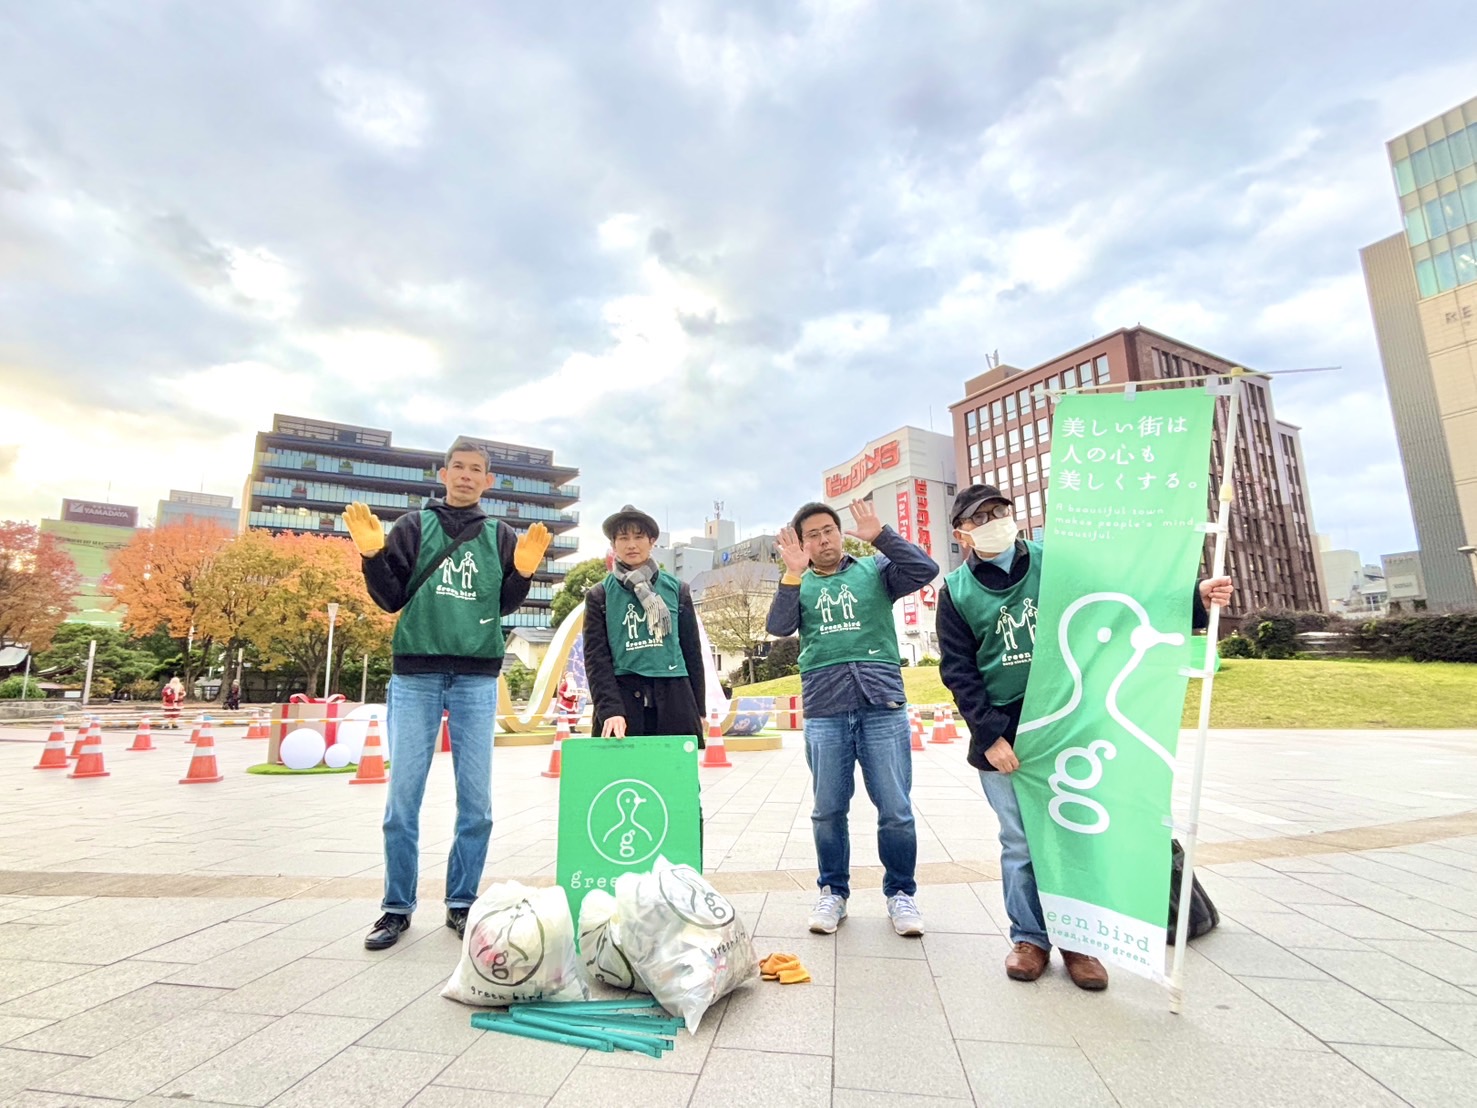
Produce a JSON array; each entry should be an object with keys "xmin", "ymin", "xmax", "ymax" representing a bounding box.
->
[{"xmin": 602, "ymin": 504, "xmax": 660, "ymax": 541}]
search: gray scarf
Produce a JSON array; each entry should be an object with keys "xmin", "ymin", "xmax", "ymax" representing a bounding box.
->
[{"xmin": 610, "ymin": 559, "xmax": 673, "ymax": 643}]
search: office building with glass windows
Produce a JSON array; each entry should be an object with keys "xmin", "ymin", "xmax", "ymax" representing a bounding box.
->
[
  {"xmin": 156, "ymin": 490, "xmax": 238, "ymax": 530},
  {"xmin": 242, "ymin": 415, "xmax": 580, "ymax": 629},
  {"xmin": 1361, "ymin": 95, "xmax": 1477, "ymax": 611},
  {"xmin": 948, "ymin": 327, "xmax": 1325, "ymax": 617}
]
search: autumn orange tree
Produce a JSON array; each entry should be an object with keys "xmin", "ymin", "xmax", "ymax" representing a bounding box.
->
[
  {"xmin": 0, "ymin": 521, "xmax": 80, "ymax": 653},
  {"xmin": 103, "ymin": 519, "xmax": 234, "ymax": 694},
  {"xmin": 237, "ymin": 532, "xmax": 393, "ymax": 696}
]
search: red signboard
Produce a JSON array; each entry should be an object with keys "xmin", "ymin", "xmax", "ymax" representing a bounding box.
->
[
  {"xmin": 912, "ymin": 479, "xmax": 932, "ymax": 553},
  {"xmin": 895, "ymin": 491, "xmax": 911, "ymax": 541},
  {"xmin": 825, "ymin": 440, "xmax": 901, "ymax": 497}
]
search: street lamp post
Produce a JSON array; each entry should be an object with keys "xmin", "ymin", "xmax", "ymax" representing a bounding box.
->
[{"xmin": 323, "ymin": 603, "xmax": 340, "ymax": 698}]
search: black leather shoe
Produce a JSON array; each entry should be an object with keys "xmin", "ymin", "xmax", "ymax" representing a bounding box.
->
[
  {"xmin": 364, "ymin": 912, "xmax": 410, "ymax": 950},
  {"xmin": 446, "ymin": 907, "xmax": 469, "ymax": 939}
]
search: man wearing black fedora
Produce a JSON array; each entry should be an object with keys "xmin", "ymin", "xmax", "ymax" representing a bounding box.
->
[{"xmin": 582, "ymin": 504, "xmax": 707, "ymax": 743}]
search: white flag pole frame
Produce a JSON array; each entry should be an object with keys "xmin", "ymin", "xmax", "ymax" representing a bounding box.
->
[{"xmin": 1167, "ymin": 367, "xmax": 1245, "ymax": 1013}]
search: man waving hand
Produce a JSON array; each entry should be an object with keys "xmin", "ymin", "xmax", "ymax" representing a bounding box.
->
[
  {"xmin": 767, "ymin": 497, "xmax": 938, "ymax": 938},
  {"xmin": 345, "ymin": 439, "xmax": 552, "ymax": 950}
]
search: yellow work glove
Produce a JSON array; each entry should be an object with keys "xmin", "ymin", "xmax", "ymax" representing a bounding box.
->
[
  {"xmin": 342, "ymin": 502, "xmax": 386, "ymax": 557},
  {"xmin": 759, "ymin": 953, "xmax": 811, "ymax": 983},
  {"xmin": 513, "ymin": 521, "xmax": 552, "ymax": 576}
]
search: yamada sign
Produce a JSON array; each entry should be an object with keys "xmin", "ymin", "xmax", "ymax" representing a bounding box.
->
[
  {"xmin": 61, "ymin": 499, "xmax": 138, "ymax": 528},
  {"xmin": 825, "ymin": 440, "xmax": 900, "ymax": 497}
]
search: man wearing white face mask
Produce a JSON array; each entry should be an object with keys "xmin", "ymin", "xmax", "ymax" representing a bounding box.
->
[{"xmin": 937, "ymin": 483, "xmax": 1232, "ymax": 991}]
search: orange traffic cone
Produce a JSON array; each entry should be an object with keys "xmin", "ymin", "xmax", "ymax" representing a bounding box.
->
[
  {"xmin": 129, "ymin": 717, "xmax": 155, "ymax": 752},
  {"xmin": 438, "ymin": 710, "xmax": 451, "ymax": 753},
  {"xmin": 928, "ymin": 706, "xmax": 952, "ymax": 744},
  {"xmin": 541, "ymin": 712, "xmax": 568, "ymax": 779},
  {"xmin": 701, "ymin": 709, "xmax": 733, "ymax": 769},
  {"xmin": 909, "ymin": 706, "xmax": 925, "ymax": 752},
  {"xmin": 186, "ymin": 714, "xmax": 204, "ymax": 745},
  {"xmin": 68, "ymin": 722, "xmax": 110, "ymax": 779},
  {"xmin": 69, "ymin": 720, "xmax": 92, "ymax": 759},
  {"xmin": 35, "ymin": 718, "xmax": 70, "ymax": 770},
  {"xmin": 350, "ymin": 716, "xmax": 387, "ymax": 784},
  {"xmin": 244, "ymin": 711, "xmax": 263, "ymax": 740},
  {"xmin": 179, "ymin": 717, "xmax": 224, "ymax": 784},
  {"xmin": 942, "ymin": 706, "xmax": 961, "ymax": 742}
]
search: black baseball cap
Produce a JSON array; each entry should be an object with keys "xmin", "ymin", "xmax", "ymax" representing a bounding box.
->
[
  {"xmin": 601, "ymin": 504, "xmax": 660, "ymax": 541},
  {"xmin": 949, "ymin": 484, "xmax": 1013, "ymax": 528}
]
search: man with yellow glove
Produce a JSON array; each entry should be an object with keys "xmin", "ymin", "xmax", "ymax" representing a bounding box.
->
[{"xmin": 348, "ymin": 439, "xmax": 552, "ymax": 951}]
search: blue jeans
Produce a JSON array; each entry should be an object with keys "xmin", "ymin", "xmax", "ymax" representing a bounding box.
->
[
  {"xmin": 803, "ymin": 706, "xmax": 917, "ymax": 899},
  {"xmin": 978, "ymin": 770, "xmax": 1049, "ymax": 950},
  {"xmin": 382, "ymin": 673, "xmax": 498, "ymax": 915}
]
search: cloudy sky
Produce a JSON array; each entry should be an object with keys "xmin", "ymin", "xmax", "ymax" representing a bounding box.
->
[{"xmin": 1, "ymin": 0, "xmax": 1471, "ymax": 564}]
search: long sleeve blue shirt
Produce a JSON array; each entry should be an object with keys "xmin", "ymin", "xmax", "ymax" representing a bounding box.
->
[{"xmin": 765, "ymin": 526, "xmax": 940, "ymax": 718}]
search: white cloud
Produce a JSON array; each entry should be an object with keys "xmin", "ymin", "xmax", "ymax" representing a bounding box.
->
[
  {"xmin": 1091, "ymin": 283, "xmax": 1227, "ymax": 341},
  {"xmin": 597, "ymin": 213, "xmax": 644, "ymax": 252},
  {"xmin": 300, "ymin": 328, "xmax": 444, "ymax": 389},
  {"xmin": 223, "ymin": 246, "xmax": 301, "ymax": 320},
  {"xmin": 782, "ymin": 310, "xmax": 891, "ymax": 367},
  {"xmin": 319, "ymin": 65, "xmax": 431, "ymax": 151}
]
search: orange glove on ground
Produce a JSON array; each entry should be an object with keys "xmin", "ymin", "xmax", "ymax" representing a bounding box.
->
[{"xmin": 759, "ymin": 953, "xmax": 811, "ymax": 984}]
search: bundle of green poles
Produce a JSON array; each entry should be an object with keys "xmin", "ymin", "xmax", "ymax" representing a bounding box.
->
[{"xmin": 469, "ymin": 997, "xmax": 682, "ymax": 1057}]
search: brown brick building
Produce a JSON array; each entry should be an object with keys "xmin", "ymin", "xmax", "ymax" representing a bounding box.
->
[{"xmin": 947, "ymin": 327, "xmax": 1326, "ymax": 616}]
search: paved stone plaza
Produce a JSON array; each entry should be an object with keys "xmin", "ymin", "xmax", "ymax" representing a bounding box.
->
[{"xmin": 2, "ymin": 722, "xmax": 1476, "ymax": 1106}]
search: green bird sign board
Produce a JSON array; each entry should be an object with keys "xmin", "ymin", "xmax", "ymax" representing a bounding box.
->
[
  {"xmin": 556, "ymin": 736, "xmax": 703, "ymax": 923},
  {"xmin": 1012, "ymin": 388, "xmax": 1216, "ymax": 982}
]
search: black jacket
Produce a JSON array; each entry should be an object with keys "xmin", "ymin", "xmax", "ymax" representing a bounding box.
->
[
  {"xmin": 937, "ymin": 540, "xmax": 1209, "ymax": 771},
  {"xmin": 584, "ymin": 576, "xmax": 707, "ymax": 742},
  {"xmin": 362, "ymin": 500, "xmax": 532, "ymax": 676}
]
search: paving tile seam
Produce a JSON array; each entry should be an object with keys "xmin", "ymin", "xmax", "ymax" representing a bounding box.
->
[{"xmin": 5, "ymin": 810, "xmax": 1477, "ymax": 901}]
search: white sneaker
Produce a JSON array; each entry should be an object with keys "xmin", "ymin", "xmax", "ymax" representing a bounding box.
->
[
  {"xmin": 887, "ymin": 893, "xmax": 925, "ymax": 937},
  {"xmin": 808, "ymin": 886, "xmax": 848, "ymax": 934}
]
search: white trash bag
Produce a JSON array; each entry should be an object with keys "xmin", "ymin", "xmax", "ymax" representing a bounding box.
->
[
  {"xmin": 441, "ymin": 881, "xmax": 589, "ymax": 1007},
  {"xmin": 612, "ymin": 856, "xmax": 757, "ymax": 1033},
  {"xmin": 577, "ymin": 889, "xmax": 650, "ymax": 994}
]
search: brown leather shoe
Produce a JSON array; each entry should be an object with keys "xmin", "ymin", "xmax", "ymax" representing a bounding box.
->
[
  {"xmin": 1005, "ymin": 941, "xmax": 1050, "ymax": 981},
  {"xmin": 1061, "ymin": 951, "xmax": 1109, "ymax": 991}
]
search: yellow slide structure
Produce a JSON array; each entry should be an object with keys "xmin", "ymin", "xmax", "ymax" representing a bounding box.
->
[{"xmin": 496, "ymin": 600, "xmax": 745, "ymax": 733}]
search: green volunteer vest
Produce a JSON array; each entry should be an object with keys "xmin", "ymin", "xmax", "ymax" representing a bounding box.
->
[
  {"xmin": 603, "ymin": 572, "xmax": 686, "ymax": 677},
  {"xmin": 392, "ymin": 512, "xmax": 506, "ymax": 660},
  {"xmin": 797, "ymin": 557, "xmax": 902, "ymax": 673},
  {"xmin": 943, "ymin": 540, "xmax": 1043, "ymax": 706}
]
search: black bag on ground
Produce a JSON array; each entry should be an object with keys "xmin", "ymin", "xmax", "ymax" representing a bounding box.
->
[{"xmin": 1166, "ymin": 838, "xmax": 1219, "ymax": 944}]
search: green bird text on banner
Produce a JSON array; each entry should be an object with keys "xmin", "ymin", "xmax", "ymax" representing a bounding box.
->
[
  {"xmin": 556, "ymin": 736, "xmax": 702, "ymax": 925},
  {"xmin": 1012, "ymin": 388, "xmax": 1215, "ymax": 983}
]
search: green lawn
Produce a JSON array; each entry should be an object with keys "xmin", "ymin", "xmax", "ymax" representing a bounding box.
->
[{"xmin": 735, "ymin": 658, "xmax": 1477, "ymax": 729}]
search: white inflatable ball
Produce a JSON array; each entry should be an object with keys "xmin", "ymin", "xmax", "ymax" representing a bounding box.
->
[
  {"xmin": 323, "ymin": 742, "xmax": 353, "ymax": 769},
  {"xmin": 333, "ymin": 719, "xmax": 369, "ymax": 762},
  {"xmin": 280, "ymin": 727, "xmax": 327, "ymax": 771}
]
